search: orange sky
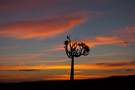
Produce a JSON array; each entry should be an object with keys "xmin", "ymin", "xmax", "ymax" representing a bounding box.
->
[
  {"xmin": 0, "ymin": 0, "xmax": 135, "ymax": 83},
  {"xmin": 0, "ymin": 61, "xmax": 135, "ymax": 70}
]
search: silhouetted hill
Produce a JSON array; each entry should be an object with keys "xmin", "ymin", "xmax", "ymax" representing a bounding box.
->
[{"xmin": 0, "ymin": 75, "xmax": 135, "ymax": 90}]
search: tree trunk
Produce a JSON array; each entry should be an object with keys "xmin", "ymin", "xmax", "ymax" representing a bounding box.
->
[{"xmin": 70, "ymin": 56, "xmax": 74, "ymax": 81}]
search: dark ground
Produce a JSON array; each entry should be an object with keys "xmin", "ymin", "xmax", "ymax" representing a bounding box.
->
[{"xmin": 0, "ymin": 75, "xmax": 135, "ymax": 90}]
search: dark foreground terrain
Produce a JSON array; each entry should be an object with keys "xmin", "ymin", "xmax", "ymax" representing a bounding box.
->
[{"xmin": 0, "ymin": 75, "xmax": 135, "ymax": 90}]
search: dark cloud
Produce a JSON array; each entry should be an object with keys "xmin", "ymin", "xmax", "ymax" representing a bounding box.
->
[
  {"xmin": 125, "ymin": 69, "xmax": 135, "ymax": 71},
  {"xmin": 18, "ymin": 69, "xmax": 41, "ymax": 71},
  {"xmin": 96, "ymin": 61, "xmax": 135, "ymax": 67}
]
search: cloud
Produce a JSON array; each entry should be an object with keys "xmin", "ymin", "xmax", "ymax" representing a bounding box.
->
[
  {"xmin": 50, "ymin": 26, "xmax": 135, "ymax": 51},
  {"xmin": 0, "ymin": 12, "xmax": 86, "ymax": 39},
  {"xmin": 39, "ymin": 59, "xmax": 68, "ymax": 63},
  {"xmin": 76, "ymin": 61, "xmax": 135, "ymax": 70},
  {"xmin": 18, "ymin": 69, "xmax": 41, "ymax": 71},
  {"xmin": 85, "ymin": 36, "xmax": 126, "ymax": 47},
  {"xmin": 0, "ymin": 53, "xmax": 43, "ymax": 60},
  {"xmin": 114, "ymin": 26, "xmax": 135, "ymax": 43},
  {"xmin": 0, "ymin": 74, "xmax": 102, "ymax": 82},
  {"xmin": 0, "ymin": 44, "xmax": 19, "ymax": 50},
  {"xmin": 125, "ymin": 69, "xmax": 134, "ymax": 71},
  {"xmin": 85, "ymin": 26, "xmax": 135, "ymax": 47},
  {"xmin": 91, "ymin": 52, "xmax": 128, "ymax": 57},
  {"xmin": 0, "ymin": 61, "xmax": 135, "ymax": 71},
  {"xmin": 96, "ymin": 61, "xmax": 135, "ymax": 67},
  {"xmin": 0, "ymin": 64, "xmax": 69, "ymax": 71},
  {"xmin": 50, "ymin": 25, "xmax": 135, "ymax": 51},
  {"xmin": 48, "ymin": 44, "xmax": 64, "ymax": 52}
]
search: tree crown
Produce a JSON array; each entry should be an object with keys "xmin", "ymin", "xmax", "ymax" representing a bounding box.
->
[{"xmin": 64, "ymin": 35, "xmax": 90, "ymax": 58}]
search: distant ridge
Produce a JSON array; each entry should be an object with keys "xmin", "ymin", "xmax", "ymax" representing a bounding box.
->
[{"xmin": 0, "ymin": 75, "xmax": 135, "ymax": 90}]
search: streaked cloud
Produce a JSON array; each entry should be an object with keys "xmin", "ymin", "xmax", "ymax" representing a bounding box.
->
[
  {"xmin": 0, "ymin": 61, "xmax": 135, "ymax": 71},
  {"xmin": 48, "ymin": 44, "xmax": 64, "ymax": 52},
  {"xmin": 0, "ymin": 53, "xmax": 43, "ymax": 60},
  {"xmin": 0, "ymin": 12, "xmax": 86, "ymax": 39},
  {"xmin": 39, "ymin": 59, "xmax": 68, "ymax": 63},
  {"xmin": 91, "ymin": 52, "xmax": 128, "ymax": 57},
  {"xmin": 50, "ymin": 26, "xmax": 135, "ymax": 51},
  {"xmin": 0, "ymin": 64, "xmax": 69, "ymax": 71},
  {"xmin": 85, "ymin": 26, "xmax": 135, "ymax": 47},
  {"xmin": 0, "ymin": 44, "xmax": 19, "ymax": 50},
  {"xmin": 85, "ymin": 35, "xmax": 126, "ymax": 47},
  {"xmin": 96, "ymin": 61, "xmax": 135, "ymax": 67},
  {"xmin": 114, "ymin": 26, "xmax": 135, "ymax": 43},
  {"xmin": 18, "ymin": 69, "xmax": 41, "ymax": 71}
]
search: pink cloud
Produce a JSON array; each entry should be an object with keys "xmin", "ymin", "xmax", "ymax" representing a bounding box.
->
[
  {"xmin": 48, "ymin": 26, "xmax": 135, "ymax": 51},
  {"xmin": 0, "ymin": 12, "xmax": 86, "ymax": 39},
  {"xmin": 85, "ymin": 35, "xmax": 126, "ymax": 47},
  {"xmin": 114, "ymin": 26, "xmax": 135, "ymax": 43},
  {"xmin": 85, "ymin": 26, "xmax": 135, "ymax": 47}
]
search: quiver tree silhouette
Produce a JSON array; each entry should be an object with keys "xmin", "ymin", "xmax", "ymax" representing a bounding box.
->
[{"xmin": 64, "ymin": 35, "xmax": 90, "ymax": 81}]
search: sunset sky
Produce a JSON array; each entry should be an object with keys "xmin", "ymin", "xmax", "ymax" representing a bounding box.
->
[{"xmin": 0, "ymin": 0, "xmax": 135, "ymax": 83}]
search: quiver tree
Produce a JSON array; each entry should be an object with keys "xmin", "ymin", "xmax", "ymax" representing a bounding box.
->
[{"xmin": 64, "ymin": 35, "xmax": 90, "ymax": 81}]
